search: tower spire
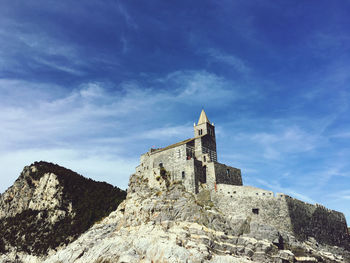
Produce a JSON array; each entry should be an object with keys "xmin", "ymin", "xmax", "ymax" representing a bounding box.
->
[{"xmin": 197, "ymin": 109, "xmax": 210, "ymax": 125}]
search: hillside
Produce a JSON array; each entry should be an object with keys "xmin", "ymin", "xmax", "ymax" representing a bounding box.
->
[{"xmin": 0, "ymin": 161, "xmax": 126, "ymax": 259}]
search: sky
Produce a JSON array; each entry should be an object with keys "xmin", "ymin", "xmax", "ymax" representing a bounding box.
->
[{"xmin": 0, "ymin": 1, "xmax": 350, "ymax": 222}]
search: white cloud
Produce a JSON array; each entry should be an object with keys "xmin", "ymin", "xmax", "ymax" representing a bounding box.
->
[{"xmin": 79, "ymin": 83, "xmax": 106, "ymax": 98}]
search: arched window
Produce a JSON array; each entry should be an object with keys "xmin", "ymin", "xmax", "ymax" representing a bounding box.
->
[{"xmin": 182, "ymin": 171, "xmax": 185, "ymax": 179}]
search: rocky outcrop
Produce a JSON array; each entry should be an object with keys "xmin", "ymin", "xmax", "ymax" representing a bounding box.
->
[
  {"xmin": 0, "ymin": 161, "xmax": 126, "ymax": 259},
  {"xmin": 43, "ymin": 171, "xmax": 350, "ymax": 263},
  {"xmin": 1, "ymin": 165, "xmax": 349, "ymax": 262}
]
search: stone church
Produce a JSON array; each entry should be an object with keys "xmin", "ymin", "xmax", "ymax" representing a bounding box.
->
[{"xmin": 136, "ymin": 110, "xmax": 242, "ymax": 193}]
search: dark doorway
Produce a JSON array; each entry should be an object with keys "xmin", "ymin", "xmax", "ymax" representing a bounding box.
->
[{"xmin": 252, "ymin": 208, "xmax": 259, "ymax": 215}]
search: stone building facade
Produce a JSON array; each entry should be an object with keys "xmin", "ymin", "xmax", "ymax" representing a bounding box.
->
[{"xmin": 135, "ymin": 110, "xmax": 242, "ymax": 193}]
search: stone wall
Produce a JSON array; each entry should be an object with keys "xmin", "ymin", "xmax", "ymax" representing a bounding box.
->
[
  {"xmin": 211, "ymin": 184, "xmax": 349, "ymax": 247},
  {"xmin": 137, "ymin": 144, "xmax": 205, "ymax": 193},
  {"xmin": 205, "ymin": 162, "xmax": 216, "ymax": 191},
  {"xmin": 137, "ymin": 144, "xmax": 188, "ymax": 182},
  {"xmin": 212, "ymin": 185, "xmax": 292, "ymax": 232},
  {"xmin": 137, "ymin": 144, "xmax": 243, "ymax": 194},
  {"xmin": 200, "ymin": 134, "xmax": 217, "ymax": 161},
  {"xmin": 285, "ymin": 197, "xmax": 349, "ymax": 247},
  {"xmin": 214, "ymin": 163, "xmax": 242, "ymax": 185}
]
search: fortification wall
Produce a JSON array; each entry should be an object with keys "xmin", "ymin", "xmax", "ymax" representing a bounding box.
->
[
  {"xmin": 212, "ymin": 185, "xmax": 349, "ymax": 247},
  {"xmin": 212, "ymin": 185, "xmax": 292, "ymax": 232},
  {"xmin": 285, "ymin": 197, "xmax": 348, "ymax": 246}
]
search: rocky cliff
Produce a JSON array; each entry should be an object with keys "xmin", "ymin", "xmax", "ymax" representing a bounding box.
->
[
  {"xmin": 0, "ymin": 161, "xmax": 126, "ymax": 261},
  {"xmin": 43, "ymin": 169, "xmax": 349, "ymax": 263},
  {"xmin": 1, "ymin": 165, "xmax": 349, "ymax": 263}
]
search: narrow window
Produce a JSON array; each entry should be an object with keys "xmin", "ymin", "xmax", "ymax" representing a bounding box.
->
[
  {"xmin": 226, "ymin": 169, "xmax": 230, "ymax": 176},
  {"xmin": 159, "ymin": 162, "xmax": 163, "ymax": 168},
  {"xmin": 182, "ymin": 171, "xmax": 185, "ymax": 179},
  {"xmin": 203, "ymin": 156, "xmax": 206, "ymax": 162},
  {"xmin": 202, "ymin": 165, "xmax": 207, "ymax": 183},
  {"xmin": 252, "ymin": 208, "xmax": 259, "ymax": 215}
]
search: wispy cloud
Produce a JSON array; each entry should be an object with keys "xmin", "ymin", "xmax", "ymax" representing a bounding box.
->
[
  {"xmin": 0, "ymin": 70, "xmax": 243, "ymax": 192},
  {"xmin": 202, "ymin": 48, "xmax": 251, "ymax": 74},
  {"xmin": 0, "ymin": 26, "xmax": 87, "ymax": 77},
  {"xmin": 255, "ymin": 178, "xmax": 315, "ymax": 204},
  {"xmin": 330, "ymin": 132, "xmax": 350, "ymax": 139},
  {"xmin": 116, "ymin": 0, "xmax": 138, "ymax": 29},
  {"xmin": 157, "ymin": 70, "xmax": 254, "ymax": 105},
  {"xmin": 251, "ymin": 126, "xmax": 323, "ymax": 159},
  {"xmin": 328, "ymin": 190, "xmax": 350, "ymax": 200},
  {"xmin": 226, "ymin": 124, "xmax": 326, "ymax": 161}
]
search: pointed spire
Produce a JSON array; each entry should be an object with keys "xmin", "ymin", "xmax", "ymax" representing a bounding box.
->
[{"xmin": 197, "ymin": 109, "xmax": 210, "ymax": 125}]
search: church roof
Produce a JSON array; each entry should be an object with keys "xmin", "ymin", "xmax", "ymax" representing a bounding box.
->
[
  {"xmin": 150, "ymin": 137, "xmax": 194, "ymax": 154},
  {"xmin": 150, "ymin": 134, "xmax": 206, "ymax": 154},
  {"xmin": 197, "ymin": 109, "xmax": 210, "ymax": 125}
]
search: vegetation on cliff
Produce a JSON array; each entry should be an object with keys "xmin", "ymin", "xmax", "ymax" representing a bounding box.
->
[{"xmin": 0, "ymin": 161, "xmax": 126, "ymax": 255}]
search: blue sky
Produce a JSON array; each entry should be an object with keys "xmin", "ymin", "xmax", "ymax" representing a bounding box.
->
[{"xmin": 1, "ymin": 1, "xmax": 350, "ymax": 222}]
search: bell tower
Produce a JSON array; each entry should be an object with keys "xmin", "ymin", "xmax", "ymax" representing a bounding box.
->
[
  {"xmin": 194, "ymin": 109, "xmax": 217, "ymax": 162},
  {"xmin": 194, "ymin": 109, "xmax": 216, "ymax": 139}
]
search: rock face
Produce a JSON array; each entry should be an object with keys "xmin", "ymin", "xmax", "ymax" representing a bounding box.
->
[
  {"xmin": 0, "ymin": 161, "xmax": 126, "ymax": 259},
  {"xmin": 1, "ymin": 164, "xmax": 349, "ymax": 262},
  {"xmin": 43, "ymin": 170, "xmax": 350, "ymax": 263}
]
